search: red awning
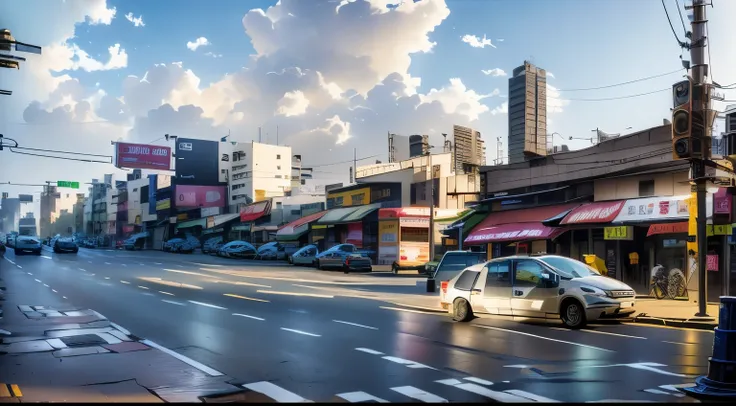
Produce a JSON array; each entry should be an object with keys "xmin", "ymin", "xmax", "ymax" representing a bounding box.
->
[
  {"xmin": 647, "ymin": 222, "xmax": 689, "ymax": 236},
  {"xmin": 560, "ymin": 200, "xmax": 625, "ymax": 225},
  {"xmin": 464, "ymin": 203, "xmax": 580, "ymax": 245},
  {"xmin": 277, "ymin": 211, "xmax": 327, "ymax": 234},
  {"xmin": 465, "ymin": 223, "xmax": 563, "ymax": 244},
  {"xmin": 240, "ymin": 200, "xmax": 272, "ymax": 223}
]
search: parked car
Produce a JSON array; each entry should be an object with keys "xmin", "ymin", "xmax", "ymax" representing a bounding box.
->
[
  {"xmin": 443, "ymin": 255, "xmax": 637, "ymax": 329},
  {"xmin": 53, "ymin": 237, "xmax": 79, "ymax": 253},
  {"xmin": 426, "ymin": 251, "xmax": 487, "ymax": 293},
  {"xmin": 258, "ymin": 242, "xmax": 289, "ymax": 260},
  {"xmin": 123, "ymin": 232, "xmax": 148, "ymax": 250},
  {"xmin": 14, "ymin": 236, "xmax": 42, "ymax": 255},
  {"xmin": 5, "ymin": 234, "xmax": 15, "ymax": 248},
  {"xmin": 313, "ymin": 243, "xmax": 356, "ymax": 266},
  {"xmin": 0, "ymin": 240, "xmax": 6, "ymax": 257},
  {"xmin": 316, "ymin": 251, "xmax": 373, "ymax": 272},
  {"xmin": 202, "ymin": 236, "xmax": 224, "ymax": 254},
  {"xmin": 289, "ymin": 244, "xmax": 319, "ymax": 266},
  {"xmin": 163, "ymin": 238, "xmax": 189, "ymax": 253},
  {"xmin": 217, "ymin": 240, "xmax": 257, "ymax": 259}
]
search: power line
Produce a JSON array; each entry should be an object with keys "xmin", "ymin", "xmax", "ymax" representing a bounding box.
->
[
  {"xmin": 674, "ymin": 0, "xmax": 689, "ymax": 35},
  {"xmin": 661, "ymin": 0, "xmax": 688, "ymax": 49},
  {"xmin": 555, "ymin": 69, "xmax": 684, "ymax": 92},
  {"xmin": 549, "ymin": 88, "xmax": 669, "ymax": 102},
  {"xmin": 303, "ymin": 154, "xmax": 382, "ymax": 168},
  {"xmin": 7, "ymin": 148, "xmax": 113, "ymax": 164},
  {"xmin": 12, "ymin": 146, "xmax": 111, "ymax": 158}
]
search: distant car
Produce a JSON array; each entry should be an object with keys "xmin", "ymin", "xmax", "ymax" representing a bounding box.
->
[
  {"xmin": 5, "ymin": 234, "xmax": 16, "ymax": 248},
  {"xmin": 53, "ymin": 237, "xmax": 78, "ymax": 254},
  {"xmin": 202, "ymin": 236, "xmax": 224, "ymax": 254},
  {"xmin": 317, "ymin": 251, "xmax": 372, "ymax": 272},
  {"xmin": 14, "ymin": 236, "xmax": 42, "ymax": 255},
  {"xmin": 123, "ymin": 232, "xmax": 148, "ymax": 250},
  {"xmin": 0, "ymin": 241, "xmax": 6, "ymax": 257},
  {"xmin": 163, "ymin": 238, "xmax": 187, "ymax": 252},
  {"xmin": 313, "ymin": 243, "xmax": 357, "ymax": 266},
  {"xmin": 217, "ymin": 240, "xmax": 257, "ymax": 259},
  {"xmin": 427, "ymin": 251, "xmax": 488, "ymax": 293},
  {"xmin": 289, "ymin": 244, "xmax": 319, "ymax": 266},
  {"xmin": 258, "ymin": 243, "xmax": 288, "ymax": 260}
]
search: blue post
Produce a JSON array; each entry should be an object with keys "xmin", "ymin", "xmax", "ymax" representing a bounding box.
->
[{"xmin": 682, "ymin": 296, "xmax": 736, "ymax": 399}]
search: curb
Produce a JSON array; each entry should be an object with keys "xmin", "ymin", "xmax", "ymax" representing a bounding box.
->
[
  {"xmin": 631, "ymin": 316, "xmax": 717, "ymax": 330},
  {"xmin": 387, "ymin": 302, "xmax": 447, "ymax": 314}
]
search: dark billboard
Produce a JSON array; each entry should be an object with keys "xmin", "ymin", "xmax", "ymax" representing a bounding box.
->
[{"xmin": 175, "ymin": 138, "xmax": 221, "ymax": 186}]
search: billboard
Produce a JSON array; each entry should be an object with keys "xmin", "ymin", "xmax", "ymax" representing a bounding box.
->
[
  {"xmin": 174, "ymin": 185, "xmax": 226, "ymax": 209},
  {"xmin": 156, "ymin": 174, "xmax": 172, "ymax": 190},
  {"xmin": 18, "ymin": 194, "xmax": 33, "ymax": 203},
  {"xmin": 175, "ymin": 139, "xmax": 222, "ymax": 186},
  {"xmin": 114, "ymin": 143, "xmax": 172, "ymax": 171}
]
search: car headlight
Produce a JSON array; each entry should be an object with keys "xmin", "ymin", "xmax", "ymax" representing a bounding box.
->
[{"xmin": 580, "ymin": 285, "xmax": 609, "ymax": 298}]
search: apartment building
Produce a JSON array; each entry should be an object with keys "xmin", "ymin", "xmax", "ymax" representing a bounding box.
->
[{"xmin": 230, "ymin": 141, "xmax": 292, "ymax": 205}]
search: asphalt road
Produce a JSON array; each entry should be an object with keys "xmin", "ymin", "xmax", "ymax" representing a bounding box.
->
[{"xmin": 1, "ymin": 246, "xmax": 713, "ymax": 403}]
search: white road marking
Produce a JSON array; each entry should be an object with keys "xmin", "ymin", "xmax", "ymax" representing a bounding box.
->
[
  {"xmin": 16, "ymin": 265, "xmax": 22, "ymax": 269},
  {"xmin": 223, "ymin": 293, "xmax": 269, "ymax": 303},
  {"xmin": 662, "ymin": 341, "xmax": 695, "ymax": 346},
  {"xmin": 89, "ymin": 273, "xmax": 95, "ymax": 276},
  {"xmin": 188, "ymin": 300, "xmax": 227, "ymax": 310},
  {"xmin": 34, "ymin": 279, "xmax": 41, "ymax": 283},
  {"xmin": 644, "ymin": 389, "xmax": 672, "ymax": 395},
  {"xmin": 27, "ymin": 272, "xmax": 32, "ymax": 275},
  {"xmin": 333, "ymin": 320, "xmax": 378, "ymax": 330},
  {"xmin": 581, "ymin": 329, "xmax": 646, "ymax": 340},
  {"xmin": 154, "ymin": 262, "xmax": 163, "ymax": 265},
  {"xmin": 137, "ymin": 285, "xmax": 149, "ymax": 290},
  {"xmin": 121, "ymin": 264, "xmax": 127, "ymax": 267},
  {"xmin": 583, "ymin": 362, "xmax": 691, "ymax": 378},
  {"xmin": 356, "ymin": 348, "xmax": 384, "ymax": 355},
  {"xmin": 214, "ymin": 280, "xmax": 272, "ymax": 288},
  {"xmin": 243, "ymin": 381, "xmax": 310, "ymax": 403},
  {"xmin": 141, "ymin": 339, "xmax": 223, "ymax": 376},
  {"xmin": 141, "ymin": 292, "xmax": 155, "ymax": 296},
  {"xmin": 475, "ymin": 325, "xmax": 615, "ymax": 353},
  {"xmin": 379, "ymin": 306, "xmax": 440, "ymax": 315},
  {"xmin": 550, "ymin": 327, "xmax": 569, "ymax": 331},
  {"xmin": 78, "ymin": 268, "xmax": 86, "ymax": 272},
  {"xmin": 162, "ymin": 299, "xmax": 186, "ymax": 306},
  {"xmin": 505, "ymin": 389, "xmax": 561, "ymax": 402},
  {"xmin": 43, "ymin": 284, "xmax": 49, "ymax": 287},
  {"xmin": 88, "ymin": 261, "xmax": 92, "ymax": 263},
  {"xmin": 139, "ymin": 263, "xmax": 145, "ymax": 266},
  {"xmin": 159, "ymin": 291, "xmax": 175, "ymax": 296},
  {"xmin": 391, "ymin": 386, "xmax": 447, "ymax": 403},
  {"xmin": 41, "ymin": 255, "xmax": 52, "ymax": 259},
  {"xmin": 5, "ymin": 258, "xmax": 15, "ymax": 265},
  {"xmin": 52, "ymin": 289, "xmax": 58, "ymax": 293},
  {"xmin": 660, "ymin": 384, "xmax": 695, "ymax": 392},
  {"xmin": 165, "ymin": 269, "xmax": 220, "ymax": 278},
  {"xmin": 104, "ymin": 277, "xmax": 110, "ymax": 280},
  {"xmin": 382, "ymin": 356, "xmax": 436, "ymax": 370},
  {"xmin": 62, "ymin": 296, "xmax": 68, "ymax": 299},
  {"xmin": 336, "ymin": 391, "xmax": 388, "ymax": 403},
  {"xmin": 435, "ymin": 379, "xmax": 533, "ymax": 402},
  {"xmin": 256, "ymin": 290, "xmax": 334, "ymax": 299},
  {"xmin": 104, "ymin": 262, "xmax": 111, "ymax": 265},
  {"xmin": 464, "ymin": 377, "xmax": 493, "ymax": 386},
  {"xmin": 120, "ymin": 280, "xmax": 130, "ymax": 284},
  {"xmin": 280, "ymin": 327, "xmax": 320, "ymax": 337},
  {"xmin": 232, "ymin": 313, "xmax": 265, "ymax": 321}
]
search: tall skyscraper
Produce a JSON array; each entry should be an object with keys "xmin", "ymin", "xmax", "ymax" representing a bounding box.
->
[
  {"xmin": 452, "ymin": 125, "xmax": 485, "ymax": 174},
  {"xmin": 508, "ymin": 61, "xmax": 547, "ymax": 164}
]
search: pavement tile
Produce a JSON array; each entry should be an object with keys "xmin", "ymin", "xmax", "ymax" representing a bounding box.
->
[
  {"xmin": 53, "ymin": 346, "xmax": 110, "ymax": 357},
  {"xmin": 0, "ymin": 340, "xmax": 54, "ymax": 354},
  {"xmin": 101, "ymin": 342, "xmax": 151, "ymax": 353}
]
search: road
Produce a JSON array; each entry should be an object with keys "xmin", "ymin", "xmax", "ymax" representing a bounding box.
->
[{"xmin": 0, "ymin": 246, "xmax": 712, "ymax": 403}]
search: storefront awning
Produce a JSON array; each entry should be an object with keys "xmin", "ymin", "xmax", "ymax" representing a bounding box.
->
[
  {"xmin": 176, "ymin": 218, "xmax": 206, "ymax": 230},
  {"xmin": 464, "ymin": 203, "xmax": 581, "ymax": 245},
  {"xmin": 441, "ymin": 210, "xmax": 486, "ymax": 238},
  {"xmin": 240, "ymin": 200, "xmax": 272, "ymax": 223},
  {"xmin": 559, "ymin": 200, "xmax": 625, "ymax": 225},
  {"xmin": 317, "ymin": 203, "xmax": 381, "ymax": 225},
  {"xmin": 465, "ymin": 223, "xmax": 563, "ymax": 244},
  {"xmin": 612, "ymin": 195, "xmax": 713, "ymax": 224},
  {"xmin": 276, "ymin": 211, "xmax": 327, "ymax": 241}
]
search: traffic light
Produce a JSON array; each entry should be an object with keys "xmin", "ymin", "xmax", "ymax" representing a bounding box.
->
[
  {"xmin": 672, "ymin": 80, "xmax": 692, "ymax": 160},
  {"xmin": 690, "ymin": 83, "xmax": 711, "ymax": 160}
]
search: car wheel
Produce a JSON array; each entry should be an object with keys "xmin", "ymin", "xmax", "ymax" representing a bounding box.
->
[
  {"xmin": 452, "ymin": 298, "xmax": 473, "ymax": 322},
  {"xmin": 561, "ymin": 299, "xmax": 587, "ymax": 329}
]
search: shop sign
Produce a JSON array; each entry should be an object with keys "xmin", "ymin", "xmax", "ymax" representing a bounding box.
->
[
  {"xmin": 400, "ymin": 217, "xmax": 429, "ymax": 227},
  {"xmin": 561, "ymin": 201, "xmax": 624, "ymax": 224},
  {"xmin": 203, "ymin": 227, "xmax": 224, "ymax": 235},
  {"xmin": 177, "ymin": 213, "xmax": 188, "ymax": 221},
  {"xmin": 707, "ymin": 224, "xmax": 733, "ymax": 236},
  {"xmin": 604, "ymin": 226, "xmax": 633, "ymax": 240},
  {"xmin": 201, "ymin": 207, "xmax": 220, "ymax": 217},
  {"xmin": 707, "ymin": 254, "xmax": 719, "ymax": 272},
  {"xmin": 206, "ymin": 216, "xmax": 215, "ymax": 229},
  {"xmin": 613, "ymin": 195, "xmax": 713, "ymax": 223},
  {"xmin": 379, "ymin": 221, "xmax": 398, "ymax": 245},
  {"xmin": 232, "ymin": 224, "xmax": 251, "ymax": 231},
  {"xmin": 647, "ymin": 222, "xmax": 689, "ymax": 236},
  {"xmin": 714, "ymin": 189, "xmax": 731, "ymax": 215},
  {"xmin": 156, "ymin": 198, "xmax": 171, "ymax": 211}
]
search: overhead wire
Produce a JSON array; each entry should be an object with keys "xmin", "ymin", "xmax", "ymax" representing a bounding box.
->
[
  {"xmin": 548, "ymin": 88, "xmax": 670, "ymax": 102},
  {"xmin": 555, "ymin": 69, "xmax": 684, "ymax": 92},
  {"xmin": 674, "ymin": 0, "xmax": 689, "ymax": 35},
  {"xmin": 661, "ymin": 0, "xmax": 688, "ymax": 49},
  {"xmin": 303, "ymin": 154, "xmax": 382, "ymax": 168}
]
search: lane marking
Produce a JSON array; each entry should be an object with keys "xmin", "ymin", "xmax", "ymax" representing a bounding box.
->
[
  {"xmin": 214, "ymin": 280, "xmax": 272, "ymax": 288},
  {"xmin": 141, "ymin": 292, "xmax": 155, "ymax": 296},
  {"xmin": 5, "ymin": 258, "xmax": 15, "ymax": 265},
  {"xmin": 582, "ymin": 362, "xmax": 692, "ymax": 378},
  {"xmin": 256, "ymin": 290, "xmax": 334, "ymax": 299},
  {"xmin": 475, "ymin": 325, "xmax": 615, "ymax": 353},
  {"xmin": 391, "ymin": 386, "xmax": 447, "ymax": 403},
  {"xmin": 382, "ymin": 356, "xmax": 436, "ymax": 370},
  {"xmin": 188, "ymin": 300, "xmax": 227, "ymax": 310},
  {"xmin": 550, "ymin": 327, "xmax": 569, "ymax": 331},
  {"xmin": 27, "ymin": 272, "xmax": 32, "ymax": 275},
  {"xmin": 63, "ymin": 296, "xmax": 68, "ymax": 299},
  {"xmin": 356, "ymin": 348, "xmax": 384, "ymax": 355},
  {"xmin": 333, "ymin": 320, "xmax": 378, "ymax": 330},
  {"xmin": 159, "ymin": 291, "xmax": 175, "ymax": 296},
  {"xmin": 223, "ymin": 293, "xmax": 270, "ymax": 303},
  {"xmin": 104, "ymin": 277, "xmax": 110, "ymax": 280},
  {"xmin": 140, "ymin": 339, "xmax": 223, "ymax": 376},
  {"xmin": 154, "ymin": 262, "xmax": 163, "ymax": 265},
  {"xmin": 505, "ymin": 389, "xmax": 561, "ymax": 402},
  {"xmin": 110, "ymin": 322, "xmax": 132, "ymax": 336},
  {"xmin": 88, "ymin": 261, "xmax": 92, "ymax": 264},
  {"xmin": 34, "ymin": 279, "xmax": 42, "ymax": 283},
  {"xmin": 52, "ymin": 289, "xmax": 58, "ymax": 293},
  {"xmin": 78, "ymin": 268, "xmax": 86, "ymax": 272},
  {"xmin": 139, "ymin": 263, "xmax": 145, "ymax": 266},
  {"xmin": 120, "ymin": 280, "xmax": 130, "ymax": 284},
  {"xmin": 137, "ymin": 286, "xmax": 149, "ymax": 290},
  {"xmin": 379, "ymin": 306, "xmax": 441, "ymax": 315},
  {"xmin": 280, "ymin": 327, "xmax": 321, "ymax": 337},
  {"xmin": 165, "ymin": 269, "xmax": 220, "ymax": 278},
  {"xmin": 0, "ymin": 384, "xmax": 10, "ymax": 398},
  {"xmin": 41, "ymin": 255, "xmax": 52, "ymax": 259},
  {"xmin": 464, "ymin": 377, "xmax": 493, "ymax": 386},
  {"xmin": 162, "ymin": 299, "xmax": 186, "ymax": 306},
  {"xmin": 10, "ymin": 384, "xmax": 22, "ymax": 398},
  {"xmin": 232, "ymin": 313, "xmax": 265, "ymax": 321},
  {"xmin": 43, "ymin": 284, "xmax": 49, "ymax": 287},
  {"xmin": 242, "ymin": 381, "xmax": 310, "ymax": 403},
  {"xmin": 121, "ymin": 264, "xmax": 127, "ymax": 267},
  {"xmin": 16, "ymin": 265, "xmax": 21, "ymax": 269},
  {"xmin": 581, "ymin": 329, "xmax": 646, "ymax": 340},
  {"xmin": 137, "ymin": 277, "xmax": 203, "ymax": 290},
  {"xmin": 336, "ymin": 391, "xmax": 388, "ymax": 403},
  {"xmin": 435, "ymin": 379, "xmax": 533, "ymax": 402},
  {"xmin": 89, "ymin": 273, "xmax": 95, "ymax": 276},
  {"xmin": 104, "ymin": 262, "xmax": 111, "ymax": 265},
  {"xmin": 644, "ymin": 389, "xmax": 672, "ymax": 395},
  {"xmin": 662, "ymin": 340, "xmax": 695, "ymax": 346}
]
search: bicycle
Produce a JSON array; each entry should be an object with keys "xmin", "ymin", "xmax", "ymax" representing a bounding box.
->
[{"xmin": 649, "ymin": 264, "xmax": 688, "ymax": 300}]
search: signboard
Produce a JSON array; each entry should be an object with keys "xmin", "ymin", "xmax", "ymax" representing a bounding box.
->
[
  {"xmin": 647, "ymin": 222, "xmax": 689, "ymax": 236},
  {"xmin": 708, "ymin": 224, "xmax": 733, "ymax": 236},
  {"xmin": 156, "ymin": 198, "xmax": 171, "ymax": 211},
  {"xmin": 400, "ymin": 217, "xmax": 429, "ymax": 228},
  {"xmin": 604, "ymin": 226, "xmax": 634, "ymax": 241},
  {"xmin": 175, "ymin": 138, "xmax": 221, "ymax": 186},
  {"xmin": 57, "ymin": 181, "xmax": 80, "ymax": 189},
  {"xmin": 613, "ymin": 195, "xmax": 713, "ymax": 223},
  {"xmin": 255, "ymin": 189, "xmax": 267, "ymax": 202},
  {"xmin": 201, "ymin": 207, "xmax": 220, "ymax": 217},
  {"xmin": 174, "ymin": 185, "xmax": 226, "ymax": 209},
  {"xmin": 606, "ymin": 249, "xmax": 617, "ymax": 280},
  {"xmin": 327, "ymin": 187, "xmax": 370, "ymax": 209},
  {"xmin": 18, "ymin": 194, "xmax": 33, "ymax": 203},
  {"xmin": 156, "ymin": 174, "xmax": 172, "ymax": 190},
  {"xmin": 114, "ymin": 142, "xmax": 172, "ymax": 171},
  {"xmin": 206, "ymin": 216, "xmax": 215, "ymax": 229},
  {"xmin": 707, "ymin": 254, "xmax": 719, "ymax": 272},
  {"xmin": 714, "ymin": 188, "xmax": 731, "ymax": 215},
  {"xmin": 379, "ymin": 221, "xmax": 399, "ymax": 246},
  {"xmin": 561, "ymin": 201, "xmax": 625, "ymax": 225}
]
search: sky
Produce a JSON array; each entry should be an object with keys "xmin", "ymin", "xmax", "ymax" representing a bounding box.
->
[{"xmin": 1, "ymin": 0, "xmax": 736, "ymax": 219}]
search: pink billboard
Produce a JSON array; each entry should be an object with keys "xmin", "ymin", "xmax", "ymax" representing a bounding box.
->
[
  {"xmin": 175, "ymin": 185, "xmax": 226, "ymax": 209},
  {"xmin": 115, "ymin": 142, "xmax": 172, "ymax": 170}
]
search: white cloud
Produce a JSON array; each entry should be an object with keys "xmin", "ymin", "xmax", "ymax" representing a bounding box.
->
[
  {"xmin": 276, "ymin": 90, "xmax": 310, "ymax": 117},
  {"xmin": 491, "ymin": 101, "xmax": 508, "ymax": 115},
  {"xmin": 124, "ymin": 12, "xmax": 145, "ymax": 27},
  {"xmin": 310, "ymin": 115, "xmax": 353, "ymax": 145},
  {"xmin": 461, "ymin": 34, "xmax": 496, "ymax": 49},
  {"xmin": 204, "ymin": 52, "xmax": 223, "ymax": 58},
  {"xmin": 72, "ymin": 43, "xmax": 128, "ymax": 72},
  {"xmin": 546, "ymin": 84, "xmax": 569, "ymax": 113},
  {"xmin": 420, "ymin": 78, "xmax": 492, "ymax": 121},
  {"xmin": 186, "ymin": 37, "xmax": 210, "ymax": 51},
  {"xmin": 547, "ymin": 72, "xmax": 556, "ymax": 79},
  {"xmin": 481, "ymin": 68, "xmax": 507, "ymax": 77}
]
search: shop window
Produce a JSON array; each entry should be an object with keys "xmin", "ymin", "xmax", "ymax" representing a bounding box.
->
[
  {"xmin": 277, "ymin": 154, "xmax": 281, "ymax": 159},
  {"xmin": 638, "ymin": 180, "xmax": 655, "ymax": 197}
]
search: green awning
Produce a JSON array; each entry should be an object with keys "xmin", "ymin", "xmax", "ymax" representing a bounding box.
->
[
  {"xmin": 317, "ymin": 203, "xmax": 381, "ymax": 225},
  {"xmin": 276, "ymin": 229, "xmax": 309, "ymax": 242},
  {"xmin": 341, "ymin": 203, "xmax": 381, "ymax": 222},
  {"xmin": 441, "ymin": 211, "xmax": 487, "ymax": 238},
  {"xmin": 176, "ymin": 218, "xmax": 206, "ymax": 230}
]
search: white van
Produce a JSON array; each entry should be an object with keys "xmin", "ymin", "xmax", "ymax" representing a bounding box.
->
[{"xmin": 442, "ymin": 254, "xmax": 637, "ymax": 328}]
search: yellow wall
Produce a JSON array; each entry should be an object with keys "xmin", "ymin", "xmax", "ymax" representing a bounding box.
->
[{"xmin": 327, "ymin": 187, "xmax": 371, "ymax": 208}]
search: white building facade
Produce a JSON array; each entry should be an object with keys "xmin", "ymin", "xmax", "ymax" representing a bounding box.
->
[{"xmin": 230, "ymin": 142, "xmax": 292, "ymax": 206}]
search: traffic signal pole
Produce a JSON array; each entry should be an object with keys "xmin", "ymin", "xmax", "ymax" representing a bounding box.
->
[{"xmin": 690, "ymin": 0, "xmax": 709, "ymax": 317}]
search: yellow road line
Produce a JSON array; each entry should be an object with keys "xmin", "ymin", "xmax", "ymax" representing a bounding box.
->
[
  {"xmin": 223, "ymin": 293, "xmax": 270, "ymax": 303},
  {"xmin": 0, "ymin": 384, "xmax": 10, "ymax": 397},
  {"xmin": 10, "ymin": 384, "xmax": 22, "ymax": 397}
]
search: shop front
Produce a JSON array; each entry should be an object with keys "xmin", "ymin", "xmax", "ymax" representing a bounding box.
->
[
  {"xmin": 275, "ymin": 211, "xmax": 327, "ymax": 246},
  {"xmin": 236, "ymin": 200, "xmax": 272, "ymax": 242},
  {"xmin": 199, "ymin": 212, "xmax": 240, "ymax": 244},
  {"xmin": 312, "ymin": 203, "xmax": 381, "ymax": 259}
]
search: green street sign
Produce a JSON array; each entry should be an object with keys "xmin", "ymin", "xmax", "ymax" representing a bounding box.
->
[{"xmin": 57, "ymin": 181, "xmax": 80, "ymax": 189}]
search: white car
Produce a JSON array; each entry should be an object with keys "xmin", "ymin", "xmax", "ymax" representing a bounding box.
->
[
  {"xmin": 290, "ymin": 244, "xmax": 319, "ymax": 266},
  {"xmin": 442, "ymin": 255, "xmax": 637, "ymax": 329}
]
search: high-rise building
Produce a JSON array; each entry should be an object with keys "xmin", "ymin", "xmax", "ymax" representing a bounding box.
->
[
  {"xmin": 230, "ymin": 141, "xmax": 292, "ymax": 206},
  {"xmin": 409, "ymin": 135, "xmax": 430, "ymax": 158},
  {"xmin": 452, "ymin": 125, "xmax": 485, "ymax": 174},
  {"xmin": 508, "ymin": 61, "xmax": 547, "ymax": 164}
]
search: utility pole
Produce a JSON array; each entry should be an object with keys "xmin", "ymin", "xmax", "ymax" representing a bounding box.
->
[
  {"xmin": 427, "ymin": 151, "xmax": 436, "ymax": 262},
  {"xmin": 690, "ymin": 0, "xmax": 710, "ymax": 317}
]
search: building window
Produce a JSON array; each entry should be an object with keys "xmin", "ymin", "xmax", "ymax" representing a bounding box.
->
[
  {"xmin": 277, "ymin": 165, "xmax": 281, "ymax": 170},
  {"xmin": 277, "ymin": 154, "xmax": 281, "ymax": 159},
  {"xmin": 638, "ymin": 180, "xmax": 655, "ymax": 197}
]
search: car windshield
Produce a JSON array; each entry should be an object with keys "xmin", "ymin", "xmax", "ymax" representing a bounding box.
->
[
  {"xmin": 541, "ymin": 256, "xmax": 601, "ymax": 279},
  {"xmin": 435, "ymin": 253, "xmax": 486, "ymax": 275}
]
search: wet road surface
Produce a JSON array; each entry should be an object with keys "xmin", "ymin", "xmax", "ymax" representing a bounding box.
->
[{"xmin": 0, "ymin": 247, "xmax": 712, "ymax": 402}]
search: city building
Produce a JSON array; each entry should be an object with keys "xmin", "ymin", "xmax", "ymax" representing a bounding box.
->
[
  {"xmin": 409, "ymin": 135, "xmax": 430, "ymax": 158},
  {"xmin": 452, "ymin": 125, "xmax": 485, "ymax": 174},
  {"xmin": 290, "ymin": 155, "xmax": 313, "ymax": 189},
  {"xmin": 0, "ymin": 197, "xmax": 21, "ymax": 234},
  {"xmin": 18, "ymin": 213, "xmax": 37, "ymax": 236},
  {"xmin": 73, "ymin": 193, "xmax": 85, "ymax": 234},
  {"xmin": 230, "ymin": 141, "xmax": 292, "ymax": 205},
  {"xmin": 508, "ymin": 61, "xmax": 547, "ymax": 164}
]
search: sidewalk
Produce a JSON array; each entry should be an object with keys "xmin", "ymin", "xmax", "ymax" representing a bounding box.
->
[
  {"xmin": 631, "ymin": 298, "xmax": 720, "ymax": 330},
  {"xmin": 0, "ymin": 262, "xmax": 240, "ymax": 403}
]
